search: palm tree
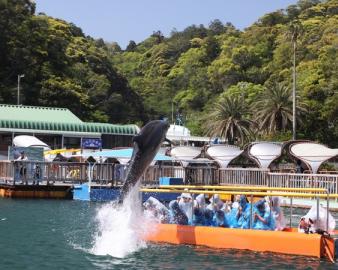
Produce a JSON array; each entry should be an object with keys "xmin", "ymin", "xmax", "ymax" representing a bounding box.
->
[
  {"xmin": 204, "ymin": 96, "xmax": 255, "ymax": 145},
  {"xmin": 252, "ymin": 82, "xmax": 306, "ymax": 135}
]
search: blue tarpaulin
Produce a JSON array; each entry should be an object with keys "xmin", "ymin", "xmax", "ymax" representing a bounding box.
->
[{"xmin": 79, "ymin": 148, "xmax": 172, "ymax": 161}]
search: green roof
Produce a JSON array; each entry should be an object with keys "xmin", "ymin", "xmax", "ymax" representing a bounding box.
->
[
  {"xmin": 0, "ymin": 104, "xmax": 82, "ymax": 123},
  {"xmin": 0, "ymin": 104, "xmax": 138, "ymax": 135}
]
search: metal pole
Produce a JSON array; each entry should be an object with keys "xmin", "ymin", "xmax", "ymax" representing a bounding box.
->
[
  {"xmin": 250, "ymin": 194, "xmax": 253, "ymax": 229},
  {"xmin": 17, "ymin": 74, "xmax": 24, "ymax": 105},
  {"xmin": 292, "ymin": 40, "xmax": 297, "ymax": 140},
  {"xmin": 316, "ymin": 196, "xmax": 319, "ymax": 225},
  {"xmin": 191, "ymin": 193, "xmax": 194, "ymax": 225},
  {"xmin": 327, "ymin": 192, "xmax": 329, "ymax": 232},
  {"xmin": 289, "ymin": 197, "xmax": 293, "ymax": 228},
  {"xmin": 17, "ymin": 75, "xmax": 20, "ymax": 105}
]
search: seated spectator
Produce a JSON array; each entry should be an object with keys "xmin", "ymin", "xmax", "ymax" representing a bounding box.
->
[
  {"xmin": 253, "ymin": 199, "xmax": 275, "ymax": 230},
  {"xmin": 213, "ymin": 209, "xmax": 229, "ymax": 228},
  {"xmin": 271, "ymin": 196, "xmax": 286, "ymax": 231},
  {"xmin": 298, "ymin": 203, "xmax": 336, "ymax": 234},
  {"xmin": 143, "ymin": 196, "xmax": 170, "ymax": 223},
  {"xmin": 169, "ymin": 200, "xmax": 188, "ymax": 225},
  {"xmin": 193, "ymin": 194, "xmax": 206, "ymax": 226},
  {"xmin": 231, "ymin": 195, "xmax": 241, "ymax": 209},
  {"xmin": 179, "ymin": 193, "xmax": 193, "ymax": 224},
  {"xmin": 204, "ymin": 208, "xmax": 214, "ymax": 226},
  {"xmin": 236, "ymin": 195, "xmax": 252, "ymax": 229},
  {"xmin": 207, "ymin": 194, "xmax": 224, "ymax": 212}
]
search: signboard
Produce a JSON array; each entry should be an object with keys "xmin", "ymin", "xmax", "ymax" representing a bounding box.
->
[{"xmin": 82, "ymin": 138, "xmax": 102, "ymax": 149}]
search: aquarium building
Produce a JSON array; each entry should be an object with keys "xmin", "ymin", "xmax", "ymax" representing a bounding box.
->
[{"xmin": 0, "ymin": 104, "xmax": 139, "ymax": 156}]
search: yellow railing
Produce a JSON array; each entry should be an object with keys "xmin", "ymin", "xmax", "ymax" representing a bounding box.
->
[
  {"xmin": 141, "ymin": 188, "xmax": 337, "ymax": 199},
  {"xmin": 157, "ymin": 185, "xmax": 328, "ymax": 193}
]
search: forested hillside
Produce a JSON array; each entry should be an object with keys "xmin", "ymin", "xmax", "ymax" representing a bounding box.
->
[
  {"xmin": 0, "ymin": 0, "xmax": 337, "ymax": 146},
  {"xmin": 0, "ymin": 0, "xmax": 147, "ymax": 123}
]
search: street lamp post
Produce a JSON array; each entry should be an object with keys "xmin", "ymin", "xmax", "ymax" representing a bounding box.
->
[{"xmin": 17, "ymin": 74, "xmax": 25, "ymax": 105}]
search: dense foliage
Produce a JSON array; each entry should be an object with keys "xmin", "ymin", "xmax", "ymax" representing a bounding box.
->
[
  {"xmin": 0, "ymin": 0, "xmax": 146, "ymax": 123},
  {"xmin": 0, "ymin": 0, "xmax": 337, "ymax": 146}
]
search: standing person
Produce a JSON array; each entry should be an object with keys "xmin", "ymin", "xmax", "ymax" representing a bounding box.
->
[
  {"xmin": 296, "ymin": 159, "xmax": 304, "ymax": 173},
  {"xmin": 16, "ymin": 151, "xmax": 28, "ymax": 184}
]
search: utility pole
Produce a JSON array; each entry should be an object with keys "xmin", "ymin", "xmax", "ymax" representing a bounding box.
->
[
  {"xmin": 292, "ymin": 35, "xmax": 297, "ymax": 140},
  {"xmin": 17, "ymin": 74, "xmax": 25, "ymax": 105}
]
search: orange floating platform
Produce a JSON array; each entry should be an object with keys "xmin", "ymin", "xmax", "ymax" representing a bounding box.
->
[{"xmin": 145, "ymin": 224, "xmax": 335, "ymax": 262}]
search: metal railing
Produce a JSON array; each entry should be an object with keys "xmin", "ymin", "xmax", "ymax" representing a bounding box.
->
[
  {"xmin": 0, "ymin": 161, "xmax": 115, "ymax": 185},
  {"xmin": 218, "ymin": 168, "xmax": 269, "ymax": 186},
  {"xmin": 267, "ymin": 172, "xmax": 338, "ymax": 194},
  {"xmin": 0, "ymin": 161, "xmax": 337, "ymax": 195}
]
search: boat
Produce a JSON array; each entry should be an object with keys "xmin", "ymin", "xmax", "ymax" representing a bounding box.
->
[
  {"xmin": 145, "ymin": 224, "xmax": 334, "ymax": 261},
  {"xmin": 141, "ymin": 185, "xmax": 337, "ymax": 262}
]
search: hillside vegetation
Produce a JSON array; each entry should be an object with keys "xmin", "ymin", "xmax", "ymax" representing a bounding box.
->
[{"xmin": 0, "ymin": 0, "xmax": 337, "ymax": 146}]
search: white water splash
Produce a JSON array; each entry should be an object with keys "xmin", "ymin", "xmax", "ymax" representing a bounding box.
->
[{"xmin": 91, "ymin": 184, "xmax": 154, "ymax": 258}]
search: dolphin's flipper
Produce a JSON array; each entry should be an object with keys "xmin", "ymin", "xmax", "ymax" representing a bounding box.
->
[
  {"xmin": 132, "ymin": 134, "xmax": 144, "ymax": 150},
  {"xmin": 165, "ymin": 138, "xmax": 174, "ymax": 146}
]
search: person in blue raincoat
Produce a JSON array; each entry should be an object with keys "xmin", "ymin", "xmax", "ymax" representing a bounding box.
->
[
  {"xmin": 253, "ymin": 199, "xmax": 275, "ymax": 230},
  {"xmin": 213, "ymin": 209, "xmax": 230, "ymax": 227},
  {"xmin": 236, "ymin": 195, "xmax": 252, "ymax": 229},
  {"xmin": 204, "ymin": 208, "xmax": 214, "ymax": 226},
  {"xmin": 193, "ymin": 194, "xmax": 206, "ymax": 226},
  {"xmin": 169, "ymin": 200, "xmax": 188, "ymax": 225}
]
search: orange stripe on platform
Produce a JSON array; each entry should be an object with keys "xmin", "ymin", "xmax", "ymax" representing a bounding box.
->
[{"xmin": 145, "ymin": 224, "xmax": 325, "ymax": 258}]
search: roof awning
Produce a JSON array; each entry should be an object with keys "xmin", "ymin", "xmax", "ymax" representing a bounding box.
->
[{"xmin": 0, "ymin": 120, "xmax": 138, "ymax": 136}]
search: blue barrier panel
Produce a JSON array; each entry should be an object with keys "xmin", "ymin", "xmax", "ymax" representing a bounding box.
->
[
  {"xmin": 159, "ymin": 177, "xmax": 183, "ymax": 185},
  {"xmin": 73, "ymin": 183, "xmax": 90, "ymax": 201},
  {"xmin": 90, "ymin": 188, "xmax": 120, "ymax": 201}
]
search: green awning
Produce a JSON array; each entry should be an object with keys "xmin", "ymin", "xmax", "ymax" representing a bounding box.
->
[
  {"xmin": 0, "ymin": 104, "xmax": 139, "ymax": 135},
  {"xmin": 0, "ymin": 119, "xmax": 138, "ymax": 135}
]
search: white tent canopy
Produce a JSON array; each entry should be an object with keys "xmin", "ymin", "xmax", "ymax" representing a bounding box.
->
[
  {"xmin": 206, "ymin": 145, "xmax": 243, "ymax": 168},
  {"xmin": 13, "ymin": 135, "xmax": 50, "ymax": 151},
  {"xmin": 170, "ymin": 146, "xmax": 201, "ymax": 160},
  {"xmin": 248, "ymin": 142, "xmax": 283, "ymax": 169},
  {"xmin": 290, "ymin": 142, "xmax": 338, "ymax": 173}
]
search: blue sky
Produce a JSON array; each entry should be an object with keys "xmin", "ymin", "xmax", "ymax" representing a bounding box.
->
[{"xmin": 35, "ymin": 0, "xmax": 298, "ymax": 48}]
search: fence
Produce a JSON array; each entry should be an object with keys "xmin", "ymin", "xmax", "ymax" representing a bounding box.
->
[
  {"xmin": 0, "ymin": 161, "xmax": 337, "ymax": 194},
  {"xmin": 0, "ymin": 161, "xmax": 114, "ymax": 185}
]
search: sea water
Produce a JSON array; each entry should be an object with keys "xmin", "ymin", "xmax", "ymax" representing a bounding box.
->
[{"xmin": 0, "ymin": 197, "xmax": 337, "ymax": 270}]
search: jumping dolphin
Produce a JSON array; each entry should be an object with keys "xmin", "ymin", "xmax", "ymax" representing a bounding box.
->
[{"xmin": 119, "ymin": 120, "xmax": 170, "ymax": 201}]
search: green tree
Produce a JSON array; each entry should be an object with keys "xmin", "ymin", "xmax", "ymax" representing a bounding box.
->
[
  {"xmin": 204, "ymin": 96, "xmax": 255, "ymax": 145},
  {"xmin": 252, "ymin": 82, "xmax": 306, "ymax": 135}
]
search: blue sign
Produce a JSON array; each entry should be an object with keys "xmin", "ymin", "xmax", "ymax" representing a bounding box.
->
[{"xmin": 82, "ymin": 138, "xmax": 102, "ymax": 149}]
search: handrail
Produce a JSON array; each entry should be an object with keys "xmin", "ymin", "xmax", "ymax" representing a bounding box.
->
[
  {"xmin": 158, "ymin": 185, "xmax": 327, "ymax": 193},
  {"xmin": 141, "ymin": 188, "xmax": 338, "ymax": 199}
]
